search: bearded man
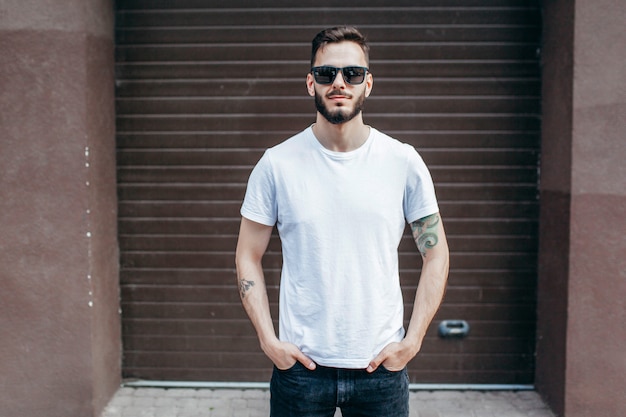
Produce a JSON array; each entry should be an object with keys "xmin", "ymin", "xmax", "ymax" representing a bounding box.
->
[{"xmin": 235, "ymin": 26, "xmax": 449, "ymax": 417}]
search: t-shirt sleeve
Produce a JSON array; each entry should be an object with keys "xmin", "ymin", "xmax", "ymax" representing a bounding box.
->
[
  {"xmin": 240, "ymin": 150, "xmax": 278, "ymax": 226},
  {"xmin": 403, "ymin": 145, "xmax": 440, "ymax": 223}
]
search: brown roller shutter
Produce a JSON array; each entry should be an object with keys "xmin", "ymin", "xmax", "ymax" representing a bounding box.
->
[{"xmin": 116, "ymin": 0, "xmax": 541, "ymax": 384}]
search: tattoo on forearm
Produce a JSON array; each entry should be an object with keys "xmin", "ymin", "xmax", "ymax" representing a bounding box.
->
[
  {"xmin": 239, "ymin": 278, "xmax": 255, "ymax": 299},
  {"xmin": 411, "ymin": 214, "xmax": 440, "ymax": 257}
]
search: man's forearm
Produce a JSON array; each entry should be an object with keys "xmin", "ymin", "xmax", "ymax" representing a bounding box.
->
[
  {"xmin": 366, "ymin": 214, "xmax": 449, "ymax": 373},
  {"xmin": 404, "ymin": 254, "xmax": 449, "ymax": 351},
  {"xmin": 236, "ymin": 254, "xmax": 316, "ymax": 370},
  {"xmin": 236, "ymin": 257, "xmax": 278, "ymax": 350},
  {"xmin": 405, "ymin": 213, "xmax": 450, "ymax": 351},
  {"xmin": 235, "ymin": 218, "xmax": 280, "ymax": 352}
]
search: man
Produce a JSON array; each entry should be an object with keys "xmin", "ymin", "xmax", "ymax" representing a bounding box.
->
[{"xmin": 235, "ymin": 26, "xmax": 449, "ymax": 417}]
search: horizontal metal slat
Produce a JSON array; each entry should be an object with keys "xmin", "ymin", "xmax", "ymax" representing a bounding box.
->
[
  {"xmin": 116, "ymin": 149, "xmax": 538, "ymax": 167},
  {"xmin": 118, "ymin": 268, "xmax": 538, "ymax": 289},
  {"xmin": 116, "ymin": 166, "xmax": 537, "ymax": 185},
  {"xmin": 116, "ymin": 149, "xmax": 262, "ymax": 166},
  {"xmin": 117, "ymin": 26, "xmax": 541, "ymax": 45},
  {"xmin": 118, "ymin": 234, "xmax": 538, "ymax": 254},
  {"xmin": 120, "ymin": 302, "xmax": 536, "ymax": 322},
  {"xmin": 121, "ymin": 316, "xmax": 535, "ymax": 338},
  {"xmin": 116, "ymin": 131, "xmax": 539, "ymax": 149},
  {"xmin": 116, "ymin": 8, "xmax": 540, "ymax": 28},
  {"xmin": 116, "ymin": 61, "xmax": 540, "ymax": 79},
  {"xmin": 123, "ymin": 336, "xmax": 534, "ymax": 357},
  {"xmin": 119, "ymin": 269, "xmax": 538, "ymax": 288},
  {"xmin": 117, "ymin": 183, "xmax": 538, "ymax": 202},
  {"xmin": 116, "ymin": 78, "xmax": 540, "ymax": 97},
  {"xmin": 121, "ymin": 352, "xmax": 533, "ymax": 380},
  {"xmin": 118, "ymin": 217, "xmax": 241, "ymax": 235},
  {"xmin": 116, "ymin": 201, "xmax": 539, "ymax": 223},
  {"xmin": 119, "ymin": 251, "xmax": 537, "ymax": 271},
  {"xmin": 116, "ymin": 96, "xmax": 540, "ymax": 115},
  {"xmin": 116, "ymin": 114, "xmax": 540, "ymax": 132},
  {"xmin": 117, "ymin": 0, "xmax": 539, "ymax": 9},
  {"xmin": 117, "ymin": 167, "xmax": 252, "ymax": 184},
  {"xmin": 116, "ymin": 218, "xmax": 540, "ymax": 239},
  {"xmin": 121, "ymin": 284, "xmax": 534, "ymax": 306},
  {"xmin": 116, "ymin": 43, "xmax": 538, "ymax": 63}
]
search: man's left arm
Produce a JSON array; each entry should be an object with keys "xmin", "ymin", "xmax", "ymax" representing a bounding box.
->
[{"xmin": 367, "ymin": 212, "xmax": 449, "ymax": 372}]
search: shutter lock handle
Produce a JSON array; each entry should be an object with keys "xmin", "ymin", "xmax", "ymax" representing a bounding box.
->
[{"xmin": 438, "ymin": 320, "xmax": 470, "ymax": 338}]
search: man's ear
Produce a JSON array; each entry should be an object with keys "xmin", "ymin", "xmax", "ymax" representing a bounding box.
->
[
  {"xmin": 306, "ymin": 73, "xmax": 316, "ymax": 97},
  {"xmin": 365, "ymin": 72, "xmax": 374, "ymax": 98}
]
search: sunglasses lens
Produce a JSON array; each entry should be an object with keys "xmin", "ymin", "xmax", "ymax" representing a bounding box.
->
[
  {"xmin": 313, "ymin": 67, "xmax": 337, "ymax": 84},
  {"xmin": 312, "ymin": 66, "xmax": 367, "ymax": 85},
  {"xmin": 342, "ymin": 67, "xmax": 366, "ymax": 84}
]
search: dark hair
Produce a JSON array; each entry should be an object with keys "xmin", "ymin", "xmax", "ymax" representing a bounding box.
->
[{"xmin": 311, "ymin": 26, "xmax": 370, "ymax": 67}]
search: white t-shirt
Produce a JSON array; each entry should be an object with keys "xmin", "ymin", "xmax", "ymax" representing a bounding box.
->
[{"xmin": 241, "ymin": 126, "xmax": 439, "ymax": 369}]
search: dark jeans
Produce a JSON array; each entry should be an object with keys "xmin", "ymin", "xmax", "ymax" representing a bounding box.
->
[{"xmin": 270, "ymin": 362, "xmax": 409, "ymax": 417}]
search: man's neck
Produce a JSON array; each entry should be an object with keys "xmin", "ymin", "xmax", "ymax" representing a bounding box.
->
[{"xmin": 312, "ymin": 114, "xmax": 370, "ymax": 152}]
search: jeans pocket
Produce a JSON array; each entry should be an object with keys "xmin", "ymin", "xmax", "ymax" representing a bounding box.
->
[
  {"xmin": 275, "ymin": 360, "xmax": 302, "ymax": 373},
  {"xmin": 379, "ymin": 364, "xmax": 405, "ymax": 373}
]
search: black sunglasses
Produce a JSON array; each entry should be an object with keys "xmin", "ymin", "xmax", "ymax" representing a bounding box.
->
[{"xmin": 311, "ymin": 66, "xmax": 369, "ymax": 85}]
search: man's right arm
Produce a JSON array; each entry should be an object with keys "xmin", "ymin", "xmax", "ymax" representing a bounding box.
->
[{"xmin": 235, "ymin": 217, "xmax": 316, "ymax": 370}]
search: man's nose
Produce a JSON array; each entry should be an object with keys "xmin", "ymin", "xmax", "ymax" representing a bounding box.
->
[{"xmin": 332, "ymin": 70, "xmax": 347, "ymax": 88}]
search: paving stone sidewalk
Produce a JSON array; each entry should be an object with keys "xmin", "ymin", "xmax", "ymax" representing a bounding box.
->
[{"xmin": 101, "ymin": 387, "xmax": 556, "ymax": 417}]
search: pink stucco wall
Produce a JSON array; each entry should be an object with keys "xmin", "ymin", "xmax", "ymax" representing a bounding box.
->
[
  {"xmin": 567, "ymin": 0, "xmax": 626, "ymax": 415},
  {"xmin": 537, "ymin": 0, "xmax": 626, "ymax": 415},
  {"xmin": 0, "ymin": 1, "xmax": 120, "ymax": 416}
]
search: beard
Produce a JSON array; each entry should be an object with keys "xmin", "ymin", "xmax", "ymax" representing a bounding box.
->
[{"xmin": 314, "ymin": 89, "xmax": 366, "ymax": 125}]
